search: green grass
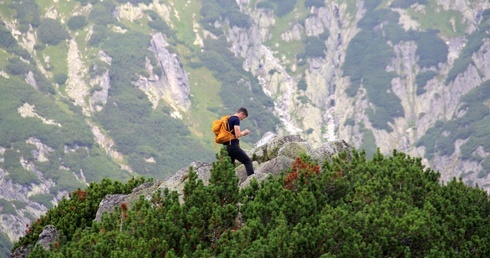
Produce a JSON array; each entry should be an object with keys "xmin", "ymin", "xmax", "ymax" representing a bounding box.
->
[
  {"xmin": 37, "ymin": 0, "xmax": 79, "ymax": 16},
  {"xmin": 117, "ymin": 15, "xmax": 151, "ymax": 34},
  {"xmin": 344, "ymin": 0, "xmax": 360, "ymax": 17},
  {"xmin": 0, "ymin": 199, "xmax": 17, "ymax": 215},
  {"xmin": 171, "ymin": 0, "xmax": 202, "ymax": 49},
  {"xmin": 187, "ymin": 65, "xmax": 223, "ymax": 148},
  {"xmin": 0, "ymin": 49, "xmax": 11, "ymax": 69},
  {"xmin": 41, "ymin": 42, "xmax": 69, "ymax": 78},
  {"xmin": 267, "ymin": 8, "xmax": 306, "ymax": 45},
  {"xmin": 0, "ymin": 4, "xmax": 15, "ymax": 20},
  {"xmin": 407, "ymin": 1, "xmax": 466, "ymax": 37}
]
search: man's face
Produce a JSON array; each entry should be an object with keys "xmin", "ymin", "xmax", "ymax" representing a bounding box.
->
[{"xmin": 238, "ymin": 112, "xmax": 247, "ymax": 121}]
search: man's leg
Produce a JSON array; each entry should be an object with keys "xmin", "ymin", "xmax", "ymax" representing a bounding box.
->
[
  {"xmin": 226, "ymin": 145, "xmax": 236, "ymax": 166},
  {"xmin": 226, "ymin": 145, "xmax": 254, "ymax": 176},
  {"xmin": 235, "ymin": 148, "xmax": 254, "ymax": 176}
]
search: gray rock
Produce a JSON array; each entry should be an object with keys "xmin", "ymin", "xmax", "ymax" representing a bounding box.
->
[
  {"xmin": 10, "ymin": 246, "xmax": 30, "ymax": 258},
  {"xmin": 265, "ymin": 135, "xmax": 305, "ymax": 160},
  {"xmin": 95, "ymin": 181, "xmax": 162, "ymax": 222},
  {"xmin": 36, "ymin": 225, "xmax": 58, "ymax": 250},
  {"xmin": 158, "ymin": 162, "xmax": 213, "ymax": 202},
  {"xmin": 95, "ymin": 194, "xmax": 127, "ymax": 222},
  {"xmin": 311, "ymin": 140, "xmax": 351, "ymax": 164},
  {"xmin": 277, "ymin": 142, "xmax": 312, "ymax": 160}
]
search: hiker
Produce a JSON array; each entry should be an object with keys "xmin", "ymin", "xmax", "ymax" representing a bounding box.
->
[{"xmin": 225, "ymin": 107, "xmax": 254, "ymax": 176}]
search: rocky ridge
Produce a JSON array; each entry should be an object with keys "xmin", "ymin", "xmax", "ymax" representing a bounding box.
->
[{"xmin": 11, "ymin": 132, "xmax": 351, "ymax": 257}]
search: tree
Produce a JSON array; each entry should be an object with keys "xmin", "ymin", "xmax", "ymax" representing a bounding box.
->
[
  {"xmin": 67, "ymin": 15, "xmax": 87, "ymax": 31},
  {"xmin": 37, "ymin": 18, "xmax": 69, "ymax": 45}
]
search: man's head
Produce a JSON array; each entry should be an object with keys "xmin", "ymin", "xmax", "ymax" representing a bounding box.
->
[{"xmin": 237, "ymin": 107, "xmax": 248, "ymax": 120}]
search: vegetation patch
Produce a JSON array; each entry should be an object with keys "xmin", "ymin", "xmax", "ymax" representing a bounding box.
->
[
  {"xmin": 16, "ymin": 149, "xmax": 490, "ymax": 257},
  {"xmin": 0, "ymin": 198, "xmax": 17, "ymax": 216},
  {"xmin": 406, "ymin": 4, "xmax": 466, "ymax": 37},
  {"xmin": 446, "ymin": 22, "xmax": 490, "ymax": 84},
  {"xmin": 29, "ymin": 194, "xmax": 55, "ymax": 209},
  {"xmin": 415, "ymin": 71, "xmax": 437, "ymax": 95},
  {"xmin": 417, "ymin": 82, "xmax": 490, "ymax": 165}
]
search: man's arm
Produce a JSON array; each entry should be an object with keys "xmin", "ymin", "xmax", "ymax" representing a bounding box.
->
[{"xmin": 234, "ymin": 125, "xmax": 249, "ymax": 138}]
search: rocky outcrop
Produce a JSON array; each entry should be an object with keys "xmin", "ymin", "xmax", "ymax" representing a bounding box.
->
[
  {"xmin": 11, "ymin": 225, "xmax": 59, "ymax": 258},
  {"xmin": 95, "ymin": 133, "xmax": 351, "ymax": 218},
  {"xmin": 10, "ymin": 133, "xmax": 350, "ymax": 256},
  {"xmin": 11, "ymin": 133, "xmax": 351, "ymax": 257},
  {"xmin": 66, "ymin": 39, "xmax": 90, "ymax": 116},
  {"xmin": 146, "ymin": 33, "xmax": 191, "ymax": 112}
]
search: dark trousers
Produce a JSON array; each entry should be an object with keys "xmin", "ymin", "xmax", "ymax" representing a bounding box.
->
[{"xmin": 226, "ymin": 145, "xmax": 254, "ymax": 176}]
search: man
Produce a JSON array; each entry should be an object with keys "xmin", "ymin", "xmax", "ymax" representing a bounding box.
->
[{"xmin": 225, "ymin": 107, "xmax": 254, "ymax": 176}]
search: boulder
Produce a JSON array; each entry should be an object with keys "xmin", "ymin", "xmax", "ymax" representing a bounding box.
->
[{"xmin": 11, "ymin": 225, "xmax": 59, "ymax": 258}]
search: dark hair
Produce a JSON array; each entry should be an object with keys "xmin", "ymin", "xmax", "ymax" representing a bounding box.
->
[{"xmin": 237, "ymin": 107, "xmax": 248, "ymax": 117}]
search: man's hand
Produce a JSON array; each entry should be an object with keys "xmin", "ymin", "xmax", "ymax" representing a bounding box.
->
[{"xmin": 242, "ymin": 129, "xmax": 250, "ymax": 136}]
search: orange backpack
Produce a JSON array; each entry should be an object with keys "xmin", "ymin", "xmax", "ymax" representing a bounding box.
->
[{"xmin": 212, "ymin": 115, "xmax": 236, "ymax": 145}]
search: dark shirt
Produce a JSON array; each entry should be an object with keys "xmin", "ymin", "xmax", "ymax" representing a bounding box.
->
[{"xmin": 226, "ymin": 116, "xmax": 240, "ymax": 146}]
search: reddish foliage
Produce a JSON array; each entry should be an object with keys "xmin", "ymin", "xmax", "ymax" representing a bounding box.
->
[
  {"xmin": 120, "ymin": 202, "xmax": 128, "ymax": 212},
  {"xmin": 75, "ymin": 189, "xmax": 87, "ymax": 201},
  {"xmin": 284, "ymin": 157, "xmax": 320, "ymax": 190}
]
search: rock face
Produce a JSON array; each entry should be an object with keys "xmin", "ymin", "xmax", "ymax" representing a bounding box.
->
[{"xmin": 148, "ymin": 33, "xmax": 191, "ymax": 111}]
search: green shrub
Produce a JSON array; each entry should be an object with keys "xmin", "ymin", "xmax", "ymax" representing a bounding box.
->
[
  {"xmin": 0, "ymin": 199, "xmax": 17, "ymax": 215},
  {"xmin": 200, "ymin": 0, "xmax": 250, "ymax": 29},
  {"xmin": 37, "ymin": 18, "xmax": 69, "ymax": 45},
  {"xmin": 297, "ymin": 77, "xmax": 307, "ymax": 91},
  {"xmin": 257, "ymin": 1, "xmax": 274, "ymax": 9},
  {"xmin": 89, "ymin": 3, "xmax": 116, "ymax": 26},
  {"xmin": 88, "ymin": 25, "xmax": 107, "ymax": 46},
  {"xmin": 67, "ymin": 15, "xmax": 87, "ymax": 31},
  {"xmin": 11, "ymin": 0, "xmax": 41, "ymax": 27},
  {"xmin": 54, "ymin": 73, "xmax": 68, "ymax": 85},
  {"xmin": 482, "ymin": 158, "xmax": 490, "ymax": 171},
  {"xmin": 76, "ymin": 0, "xmax": 99, "ymax": 6},
  {"xmin": 13, "ymin": 177, "xmax": 149, "ymax": 250},
  {"xmin": 415, "ymin": 30, "xmax": 448, "ymax": 68},
  {"xmin": 274, "ymin": 0, "xmax": 297, "ymax": 16},
  {"xmin": 477, "ymin": 169, "xmax": 489, "ymax": 179},
  {"xmin": 305, "ymin": 36, "xmax": 326, "ymax": 58},
  {"xmin": 29, "ymin": 194, "xmax": 55, "ymax": 209},
  {"xmin": 116, "ymin": 0, "xmax": 151, "ymax": 4},
  {"xmin": 6, "ymin": 58, "xmax": 31, "ymax": 75},
  {"xmin": 415, "ymin": 71, "xmax": 437, "ymax": 95},
  {"xmin": 343, "ymin": 12, "xmax": 406, "ymax": 131},
  {"xmin": 0, "ymin": 231, "xmax": 13, "ymax": 258},
  {"xmin": 0, "ymin": 23, "xmax": 17, "ymax": 49}
]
